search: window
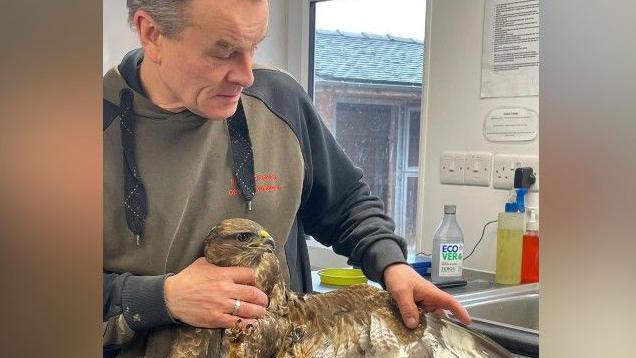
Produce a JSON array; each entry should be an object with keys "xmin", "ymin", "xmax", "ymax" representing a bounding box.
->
[{"xmin": 310, "ymin": 0, "xmax": 426, "ymax": 254}]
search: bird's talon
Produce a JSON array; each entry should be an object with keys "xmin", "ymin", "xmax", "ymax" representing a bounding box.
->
[{"xmin": 226, "ymin": 319, "xmax": 249, "ymax": 342}]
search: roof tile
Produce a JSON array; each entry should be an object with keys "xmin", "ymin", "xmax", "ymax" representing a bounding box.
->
[{"xmin": 315, "ymin": 30, "xmax": 424, "ymax": 86}]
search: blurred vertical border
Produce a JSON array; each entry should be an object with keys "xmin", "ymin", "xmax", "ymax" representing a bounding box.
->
[
  {"xmin": 541, "ymin": 0, "xmax": 636, "ymax": 357},
  {"xmin": 0, "ymin": 1, "xmax": 102, "ymax": 357}
]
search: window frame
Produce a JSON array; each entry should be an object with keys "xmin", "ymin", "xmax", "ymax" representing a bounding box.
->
[
  {"xmin": 308, "ymin": 0, "xmax": 334, "ymax": 100},
  {"xmin": 305, "ymin": 0, "xmax": 431, "ymax": 264},
  {"xmin": 394, "ymin": 106, "xmax": 422, "ymax": 252}
]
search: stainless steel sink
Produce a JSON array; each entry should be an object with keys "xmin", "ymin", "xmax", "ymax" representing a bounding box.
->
[
  {"xmin": 452, "ymin": 283, "xmax": 539, "ymax": 357},
  {"xmin": 462, "ymin": 290, "xmax": 538, "ymax": 331}
]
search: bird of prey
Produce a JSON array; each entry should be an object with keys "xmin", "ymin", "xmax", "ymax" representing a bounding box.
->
[{"xmin": 168, "ymin": 218, "xmax": 512, "ymax": 358}]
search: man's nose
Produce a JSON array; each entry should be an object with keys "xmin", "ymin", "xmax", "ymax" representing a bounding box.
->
[{"xmin": 228, "ymin": 52, "xmax": 255, "ymax": 88}]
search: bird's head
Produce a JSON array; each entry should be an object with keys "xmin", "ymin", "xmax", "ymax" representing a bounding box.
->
[{"xmin": 203, "ymin": 218, "xmax": 277, "ymax": 268}]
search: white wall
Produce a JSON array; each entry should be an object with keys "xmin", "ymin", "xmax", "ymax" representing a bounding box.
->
[
  {"xmin": 416, "ymin": 0, "xmax": 539, "ymax": 272},
  {"xmin": 103, "ymin": 0, "xmax": 294, "ymax": 74},
  {"xmin": 256, "ymin": 0, "xmax": 290, "ymax": 70},
  {"xmin": 103, "ymin": 1, "xmax": 139, "ymax": 74},
  {"xmin": 285, "ymin": 0, "xmax": 310, "ymax": 89}
]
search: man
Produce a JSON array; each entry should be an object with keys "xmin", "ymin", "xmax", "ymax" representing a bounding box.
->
[{"xmin": 103, "ymin": 0, "xmax": 471, "ymax": 356}]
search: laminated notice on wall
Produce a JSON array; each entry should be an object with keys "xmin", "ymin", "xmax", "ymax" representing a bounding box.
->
[
  {"xmin": 484, "ymin": 107, "xmax": 538, "ymax": 142},
  {"xmin": 481, "ymin": 0, "xmax": 539, "ymax": 98}
]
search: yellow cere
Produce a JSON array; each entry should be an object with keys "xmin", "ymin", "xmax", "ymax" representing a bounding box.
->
[{"xmin": 258, "ymin": 229, "xmax": 270, "ymax": 239}]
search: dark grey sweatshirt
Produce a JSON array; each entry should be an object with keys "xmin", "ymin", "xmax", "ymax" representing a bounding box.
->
[{"xmin": 103, "ymin": 49, "xmax": 407, "ymax": 356}]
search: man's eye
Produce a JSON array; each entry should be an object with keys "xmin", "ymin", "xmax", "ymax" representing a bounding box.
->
[
  {"xmin": 237, "ymin": 233, "xmax": 251, "ymax": 242},
  {"xmin": 208, "ymin": 50, "xmax": 231, "ymax": 60}
]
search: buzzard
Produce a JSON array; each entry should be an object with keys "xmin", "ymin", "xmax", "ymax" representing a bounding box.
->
[{"xmin": 168, "ymin": 218, "xmax": 511, "ymax": 357}]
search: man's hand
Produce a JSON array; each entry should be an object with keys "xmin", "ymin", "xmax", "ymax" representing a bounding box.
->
[
  {"xmin": 384, "ymin": 263, "xmax": 472, "ymax": 329},
  {"xmin": 164, "ymin": 257, "xmax": 269, "ymax": 328}
]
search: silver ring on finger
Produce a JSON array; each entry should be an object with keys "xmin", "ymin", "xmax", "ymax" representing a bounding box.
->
[{"xmin": 231, "ymin": 299, "xmax": 241, "ymax": 316}]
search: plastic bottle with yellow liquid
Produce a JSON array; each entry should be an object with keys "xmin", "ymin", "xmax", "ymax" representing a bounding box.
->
[
  {"xmin": 496, "ymin": 167, "xmax": 536, "ymax": 285},
  {"xmin": 495, "ymin": 202, "xmax": 525, "ymax": 285}
]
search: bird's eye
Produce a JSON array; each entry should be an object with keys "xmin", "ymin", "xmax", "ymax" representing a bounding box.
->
[{"xmin": 237, "ymin": 233, "xmax": 252, "ymax": 243}]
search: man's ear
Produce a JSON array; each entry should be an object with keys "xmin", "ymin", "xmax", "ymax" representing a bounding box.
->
[{"xmin": 133, "ymin": 10, "xmax": 163, "ymax": 64}]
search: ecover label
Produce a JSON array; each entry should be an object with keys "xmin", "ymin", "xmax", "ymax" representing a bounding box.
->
[{"xmin": 439, "ymin": 243, "xmax": 463, "ymax": 277}]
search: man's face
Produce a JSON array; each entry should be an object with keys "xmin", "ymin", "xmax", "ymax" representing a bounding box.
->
[{"xmin": 156, "ymin": 0, "xmax": 269, "ymax": 120}]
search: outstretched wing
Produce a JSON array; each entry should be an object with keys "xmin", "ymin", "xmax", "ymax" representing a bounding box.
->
[
  {"xmin": 284, "ymin": 285, "xmax": 512, "ymax": 358},
  {"xmin": 417, "ymin": 314, "xmax": 513, "ymax": 358},
  {"xmin": 364, "ymin": 310, "xmax": 512, "ymax": 358}
]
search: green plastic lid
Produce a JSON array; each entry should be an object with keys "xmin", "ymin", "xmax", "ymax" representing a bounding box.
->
[{"xmin": 317, "ymin": 268, "xmax": 368, "ymax": 286}]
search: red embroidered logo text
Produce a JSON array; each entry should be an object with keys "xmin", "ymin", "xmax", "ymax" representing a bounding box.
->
[{"xmin": 228, "ymin": 173, "xmax": 281, "ymax": 196}]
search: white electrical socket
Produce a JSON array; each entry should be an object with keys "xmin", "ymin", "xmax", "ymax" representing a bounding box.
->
[
  {"xmin": 440, "ymin": 151, "xmax": 466, "ymax": 185},
  {"xmin": 464, "ymin": 152, "xmax": 493, "ymax": 186},
  {"xmin": 493, "ymin": 154, "xmax": 539, "ymax": 191}
]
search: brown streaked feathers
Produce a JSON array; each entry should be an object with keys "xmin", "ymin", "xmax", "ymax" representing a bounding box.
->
[{"xmin": 167, "ymin": 218, "xmax": 512, "ymax": 357}]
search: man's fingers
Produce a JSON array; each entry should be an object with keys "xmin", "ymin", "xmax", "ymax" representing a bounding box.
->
[
  {"xmin": 392, "ymin": 287, "xmax": 420, "ymax": 329},
  {"xmin": 231, "ymin": 284, "xmax": 269, "ymax": 307},
  {"xmin": 432, "ymin": 308, "xmax": 448, "ymax": 320},
  {"xmin": 426, "ymin": 291, "xmax": 472, "ymax": 325},
  {"xmin": 225, "ymin": 266, "xmax": 257, "ymax": 286},
  {"xmin": 192, "ymin": 257, "xmax": 209, "ymax": 264},
  {"xmin": 449, "ymin": 303, "xmax": 471, "ymax": 325},
  {"xmin": 438, "ymin": 292, "xmax": 472, "ymax": 325},
  {"xmin": 226, "ymin": 299, "xmax": 267, "ymax": 319}
]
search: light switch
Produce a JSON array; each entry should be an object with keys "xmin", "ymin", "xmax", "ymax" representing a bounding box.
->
[
  {"xmin": 440, "ymin": 152, "xmax": 465, "ymax": 185},
  {"xmin": 464, "ymin": 152, "xmax": 492, "ymax": 186}
]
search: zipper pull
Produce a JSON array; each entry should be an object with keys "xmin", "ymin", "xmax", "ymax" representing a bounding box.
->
[
  {"xmin": 135, "ymin": 234, "xmax": 140, "ymax": 246},
  {"xmin": 247, "ymin": 200, "xmax": 252, "ymax": 211}
]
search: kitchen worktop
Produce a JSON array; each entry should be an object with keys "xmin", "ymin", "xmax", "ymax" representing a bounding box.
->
[{"xmin": 311, "ymin": 268, "xmax": 514, "ymax": 296}]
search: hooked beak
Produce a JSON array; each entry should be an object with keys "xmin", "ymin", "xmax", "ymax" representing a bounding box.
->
[
  {"xmin": 248, "ymin": 230, "xmax": 276, "ymax": 252},
  {"xmin": 264, "ymin": 236, "xmax": 276, "ymax": 251}
]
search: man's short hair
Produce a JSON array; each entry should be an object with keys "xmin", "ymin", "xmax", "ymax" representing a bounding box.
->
[
  {"xmin": 126, "ymin": 0, "xmax": 266, "ymax": 38},
  {"xmin": 126, "ymin": 0, "xmax": 193, "ymax": 38}
]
